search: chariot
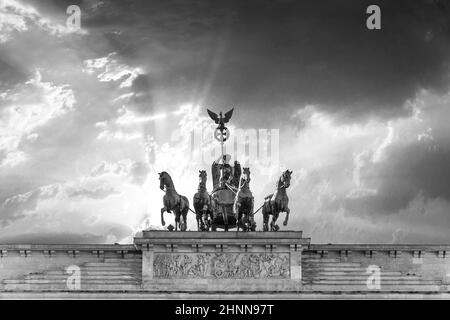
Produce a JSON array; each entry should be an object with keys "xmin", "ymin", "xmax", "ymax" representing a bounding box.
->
[
  {"xmin": 195, "ymin": 151, "xmax": 256, "ymax": 232},
  {"xmin": 209, "ymin": 188, "xmax": 238, "ymax": 231}
]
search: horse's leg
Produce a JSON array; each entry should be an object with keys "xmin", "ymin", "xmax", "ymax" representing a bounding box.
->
[
  {"xmin": 182, "ymin": 197, "xmax": 189, "ymax": 231},
  {"xmin": 161, "ymin": 206, "xmax": 167, "ymax": 226},
  {"xmin": 203, "ymin": 211, "xmax": 209, "ymax": 231},
  {"xmin": 175, "ymin": 211, "xmax": 180, "ymax": 231},
  {"xmin": 182, "ymin": 211, "xmax": 187, "ymax": 231},
  {"xmin": 271, "ymin": 212, "xmax": 280, "ymax": 231},
  {"xmin": 283, "ymin": 207, "xmax": 290, "ymax": 226},
  {"xmin": 242, "ymin": 199, "xmax": 250, "ymax": 231},
  {"xmin": 234, "ymin": 200, "xmax": 241, "ymax": 231},
  {"xmin": 194, "ymin": 207, "xmax": 202, "ymax": 231},
  {"xmin": 204, "ymin": 197, "xmax": 211, "ymax": 231},
  {"xmin": 179, "ymin": 214, "xmax": 183, "ymax": 231},
  {"xmin": 201, "ymin": 205, "xmax": 208, "ymax": 231},
  {"xmin": 243, "ymin": 211, "xmax": 248, "ymax": 232},
  {"xmin": 196, "ymin": 212, "xmax": 201, "ymax": 231},
  {"xmin": 244, "ymin": 212, "xmax": 249, "ymax": 231},
  {"xmin": 250, "ymin": 197, "xmax": 255, "ymax": 231},
  {"xmin": 262, "ymin": 207, "xmax": 269, "ymax": 232},
  {"xmin": 238, "ymin": 208, "xmax": 244, "ymax": 232},
  {"xmin": 177, "ymin": 205, "xmax": 186, "ymax": 232},
  {"xmin": 201, "ymin": 209, "xmax": 207, "ymax": 231},
  {"xmin": 186, "ymin": 204, "xmax": 189, "ymax": 231},
  {"xmin": 233, "ymin": 197, "xmax": 239, "ymax": 220},
  {"xmin": 238, "ymin": 199, "xmax": 244, "ymax": 231},
  {"xmin": 200, "ymin": 211, "xmax": 205, "ymax": 231},
  {"xmin": 200, "ymin": 213, "xmax": 204, "ymax": 231},
  {"xmin": 206, "ymin": 209, "xmax": 212, "ymax": 231}
]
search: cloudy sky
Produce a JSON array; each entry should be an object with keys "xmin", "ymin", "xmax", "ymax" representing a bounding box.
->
[{"xmin": 1, "ymin": 0, "xmax": 450, "ymax": 244}]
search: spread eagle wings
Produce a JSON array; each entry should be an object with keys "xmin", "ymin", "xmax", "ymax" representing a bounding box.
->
[
  {"xmin": 207, "ymin": 108, "xmax": 234, "ymax": 124},
  {"xmin": 223, "ymin": 108, "xmax": 234, "ymax": 123},
  {"xmin": 207, "ymin": 109, "xmax": 220, "ymax": 124}
]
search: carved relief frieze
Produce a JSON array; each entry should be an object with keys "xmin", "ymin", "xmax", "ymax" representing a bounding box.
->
[{"xmin": 153, "ymin": 253, "xmax": 290, "ymax": 279}]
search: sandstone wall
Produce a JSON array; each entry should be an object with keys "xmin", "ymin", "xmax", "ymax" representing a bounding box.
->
[
  {"xmin": 304, "ymin": 244, "xmax": 450, "ymax": 293},
  {"xmin": 0, "ymin": 244, "xmax": 141, "ymax": 292}
]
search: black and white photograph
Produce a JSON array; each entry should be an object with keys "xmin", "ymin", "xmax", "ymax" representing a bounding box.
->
[{"xmin": 1, "ymin": 0, "xmax": 450, "ymax": 305}]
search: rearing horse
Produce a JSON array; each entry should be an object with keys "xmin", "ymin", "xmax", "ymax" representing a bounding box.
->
[
  {"xmin": 262, "ymin": 170, "xmax": 292, "ymax": 231},
  {"xmin": 159, "ymin": 171, "xmax": 190, "ymax": 231},
  {"xmin": 193, "ymin": 170, "xmax": 212, "ymax": 231},
  {"xmin": 233, "ymin": 167, "xmax": 256, "ymax": 231}
]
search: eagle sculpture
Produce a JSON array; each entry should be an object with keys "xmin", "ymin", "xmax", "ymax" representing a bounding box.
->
[{"xmin": 207, "ymin": 108, "xmax": 234, "ymax": 132}]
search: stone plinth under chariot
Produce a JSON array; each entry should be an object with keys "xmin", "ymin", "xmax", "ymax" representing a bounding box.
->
[{"xmin": 135, "ymin": 231, "xmax": 310, "ymax": 292}]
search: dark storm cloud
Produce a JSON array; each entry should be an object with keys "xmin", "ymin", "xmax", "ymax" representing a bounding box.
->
[
  {"xmin": 68, "ymin": 0, "xmax": 450, "ymax": 125},
  {"xmin": 0, "ymin": 58, "xmax": 27, "ymax": 91},
  {"xmin": 0, "ymin": 185, "xmax": 59, "ymax": 227},
  {"xmin": 66, "ymin": 185, "xmax": 119, "ymax": 199},
  {"xmin": 345, "ymin": 140, "xmax": 450, "ymax": 215},
  {"xmin": 89, "ymin": 160, "xmax": 149, "ymax": 186},
  {"xmin": 129, "ymin": 74, "xmax": 153, "ymax": 114}
]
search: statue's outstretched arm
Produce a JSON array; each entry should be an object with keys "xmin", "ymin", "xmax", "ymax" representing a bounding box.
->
[{"xmin": 214, "ymin": 155, "xmax": 222, "ymax": 164}]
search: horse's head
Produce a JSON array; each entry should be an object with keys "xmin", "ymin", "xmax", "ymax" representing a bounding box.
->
[
  {"xmin": 242, "ymin": 167, "xmax": 251, "ymax": 180},
  {"xmin": 240, "ymin": 167, "xmax": 251, "ymax": 187},
  {"xmin": 281, "ymin": 169, "xmax": 292, "ymax": 188},
  {"xmin": 198, "ymin": 170, "xmax": 207, "ymax": 185},
  {"xmin": 158, "ymin": 171, "xmax": 169, "ymax": 190}
]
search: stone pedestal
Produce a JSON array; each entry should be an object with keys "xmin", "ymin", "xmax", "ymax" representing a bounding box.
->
[{"xmin": 134, "ymin": 231, "xmax": 310, "ymax": 292}]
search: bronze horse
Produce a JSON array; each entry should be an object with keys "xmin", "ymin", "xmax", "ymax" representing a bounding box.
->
[
  {"xmin": 233, "ymin": 167, "xmax": 256, "ymax": 231},
  {"xmin": 262, "ymin": 170, "xmax": 292, "ymax": 231},
  {"xmin": 193, "ymin": 170, "xmax": 212, "ymax": 231},
  {"xmin": 159, "ymin": 171, "xmax": 190, "ymax": 231}
]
